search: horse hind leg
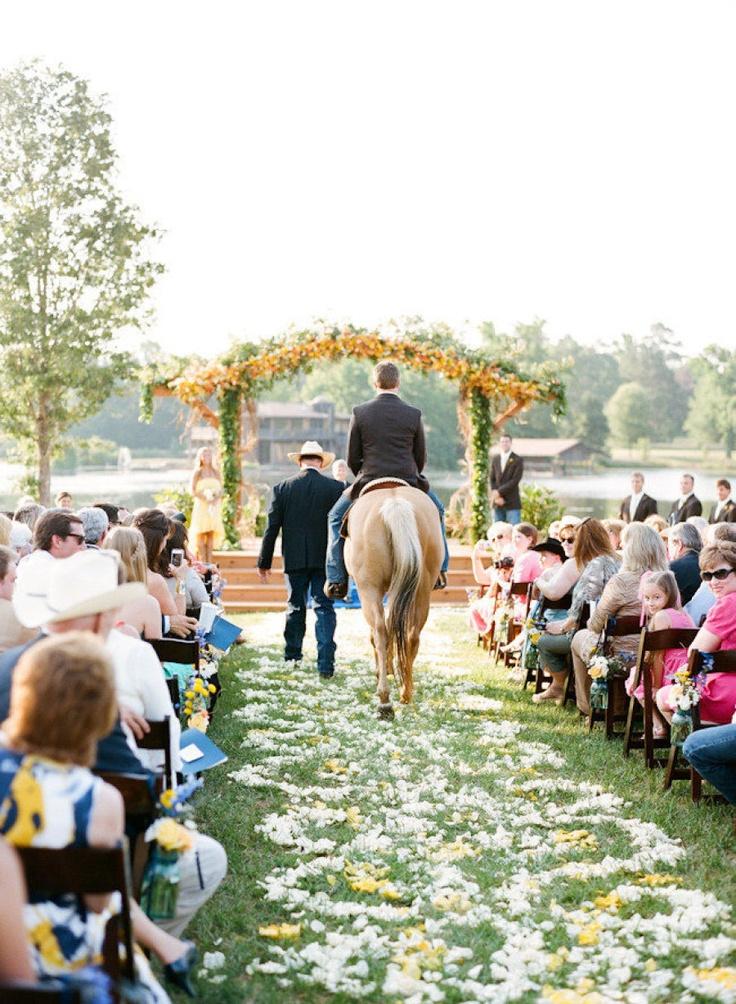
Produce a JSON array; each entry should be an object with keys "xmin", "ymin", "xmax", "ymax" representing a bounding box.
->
[
  {"xmin": 399, "ymin": 630, "xmax": 420, "ymax": 704},
  {"xmin": 364, "ymin": 589, "xmax": 393, "ymax": 719}
]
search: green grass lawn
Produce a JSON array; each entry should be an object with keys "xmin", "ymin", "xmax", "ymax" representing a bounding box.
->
[{"xmin": 181, "ymin": 609, "xmax": 736, "ymax": 1003}]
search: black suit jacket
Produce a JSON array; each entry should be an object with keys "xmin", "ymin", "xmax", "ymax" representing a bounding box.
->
[
  {"xmin": 709, "ymin": 500, "xmax": 736, "ymax": 524},
  {"xmin": 258, "ymin": 468, "xmax": 344, "ymax": 573},
  {"xmin": 619, "ymin": 493, "xmax": 658, "ymax": 523},
  {"xmin": 668, "ymin": 495, "xmax": 703, "ymax": 525},
  {"xmin": 490, "ymin": 451, "xmax": 524, "ymax": 510},
  {"xmin": 347, "ymin": 394, "xmax": 429, "ymax": 499},
  {"xmin": 669, "ymin": 550, "xmax": 702, "ymax": 606},
  {"xmin": 0, "ymin": 636, "xmax": 152, "ymax": 779}
]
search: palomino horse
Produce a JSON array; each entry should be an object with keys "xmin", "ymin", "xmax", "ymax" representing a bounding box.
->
[{"xmin": 344, "ymin": 484, "xmax": 443, "ymax": 717}]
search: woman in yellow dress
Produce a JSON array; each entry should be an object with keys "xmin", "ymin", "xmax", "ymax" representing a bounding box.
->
[{"xmin": 189, "ymin": 447, "xmax": 225, "ymax": 563}]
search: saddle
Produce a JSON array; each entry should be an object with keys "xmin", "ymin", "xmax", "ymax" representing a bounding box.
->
[{"xmin": 341, "ymin": 478, "xmax": 411, "ymax": 538}]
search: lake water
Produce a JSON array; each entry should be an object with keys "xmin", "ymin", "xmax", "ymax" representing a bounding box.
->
[{"xmin": 0, "ymin": 461, "xmax": 723, "ymax": 520}]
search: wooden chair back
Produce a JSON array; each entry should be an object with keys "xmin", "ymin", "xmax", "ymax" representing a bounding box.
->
[
  {"xmin": 166, "ymin": 676, "xmax": 181, "ymax": 716},
  {"xmin": 589, "ymin": 615, "xmax": 642, "ymax": 737},
  {"xmin": 623, "ymin": 626, "xmax": 698, "ymax": 765},
  {"xmin": 148, "ymin": 638, "xmax": 199, "ymax": 671},
  {"xmin": 134, "ymin": 717, "xmax": 174, "ymax": 790},
  {"xmin": 540, "ymin": 590, "xmax": 574, "ymax": 612},
  {"xmin": 0, "ymin": 985, "xmax": 80, "ymax": 1003},
  {"xmin": 17, "ymin": 843, "xmax": 135, "ymax": 984}
]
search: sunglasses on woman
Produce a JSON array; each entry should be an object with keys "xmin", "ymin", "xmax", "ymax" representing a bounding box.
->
[
  {"xmin": 560, "ymin": 534, "xmax": 575, "ymax": 544},
  {"xmin": 701, "ymin": 568, "xmax": 735, "ymax": 582}
]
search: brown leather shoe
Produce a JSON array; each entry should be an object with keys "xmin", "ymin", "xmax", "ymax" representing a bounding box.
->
[
  {"xmin": 324, "ymin": 581, "xmax": 348, "ymax": 600},
  {"xmin": 433, "ymin": 571, "xmax": 447, "ymax": 591}
]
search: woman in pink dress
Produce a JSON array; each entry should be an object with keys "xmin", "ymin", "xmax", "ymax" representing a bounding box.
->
[{"xmin": 657, "ymin": 541, "xmax": 736, "ymax": 724}]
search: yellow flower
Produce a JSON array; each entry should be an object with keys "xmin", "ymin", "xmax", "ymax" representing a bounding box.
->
[
  {"xmin": 154, "ymin": 818, "xmax": 195, "ymax": 853},
  {"xmin": 160, "ymin": 788, "xmax": 176, "ymax": 810},
  {"xmin": 637, "ymin": 873, "xmax": 681, "ymax": 887},
  {"xmin": 189, "ymin": 711, "xmax": 209, "ymax": 732},
  {"xmin": 208, "ymin": 683, "xmax": 217, "ymax": 694},
  {"xmin": 577, "ymin": 921, "xmax": 601, "ymax": 946},
  {"xmin": 345, "ymin": 806, "xmax": 362, "ymax": 828},
  {"xmin": 688, "ymin": 967, "xmax": 736, "ymax": 989},
  {"xmin": 323, "ymin": 760, "xmax": 348, "ymax": 774},
  {"xmin": 258, "ymin": 922, "xmax": 301, "ymax": 940},
  {"xmin": 644, "ymin": 958, "xmax": 657, "ymax": 973},
  {"xmin": 593, "ymin": 891, "xmax": 622, "ymax": 912}
]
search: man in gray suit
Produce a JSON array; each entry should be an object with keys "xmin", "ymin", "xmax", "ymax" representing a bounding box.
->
[{"xmin": 324, "ymin": 361, "xmax": 449, "ymax": 599}]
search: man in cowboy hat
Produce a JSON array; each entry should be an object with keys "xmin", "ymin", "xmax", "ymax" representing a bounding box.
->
[{"xmin": 257, "ymin": 441, "xmax": 344, "ymax": 677}]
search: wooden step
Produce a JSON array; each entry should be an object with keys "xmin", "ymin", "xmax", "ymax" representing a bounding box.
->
[{"xmin": 220, "ymin": 567, "xmax": 477, "ymax": 586}]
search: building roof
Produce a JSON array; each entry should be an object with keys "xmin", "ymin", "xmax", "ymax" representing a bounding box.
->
[
  {"xmin": 492, "ymin": 438, "xmax": 585, "ymax": 458},
  {"xmin": 257, "ymin": 402, "xmax": 324, "ymax": 419}
]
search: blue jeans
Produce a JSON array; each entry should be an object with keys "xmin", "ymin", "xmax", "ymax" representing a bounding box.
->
[
  {"xmin": 683, "ymin": 725, "xmax": 736, "ymax": 804},
  {"xmin": 493, "ymin": 507, "xmax": 521, "ymax": 525},
  {"xmin": 325, "ymin": 489, "xmax": 449, "ymax": 584},
  {"xmin": 283, "ymin": 569, "xmax": 336, "ymax": 675}
]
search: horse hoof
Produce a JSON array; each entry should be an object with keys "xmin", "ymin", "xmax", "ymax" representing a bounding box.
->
[{"xmin": 377, "ymin": 703, "xmax": 395, "ymax": 721}]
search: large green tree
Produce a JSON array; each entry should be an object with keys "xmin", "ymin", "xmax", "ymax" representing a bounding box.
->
[
  {"xmin": 613, "ymin": 324, "xmax": 690, "ymax": 440},
  {"xmin": 0, "ymin": 63, "xmax": 162, "ymax": 501},
  {"xmin": 685, "ymin": 345, "xmax": 736, "ymax": 457},
  {"xmin": 604, "ymin": 382, "xmax": 654, "ymax": 447}
]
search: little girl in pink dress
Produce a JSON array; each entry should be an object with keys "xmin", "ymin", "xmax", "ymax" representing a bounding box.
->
[{"xmin": 625, "ymin": 572, "xmax": 695, "ymax": 727}]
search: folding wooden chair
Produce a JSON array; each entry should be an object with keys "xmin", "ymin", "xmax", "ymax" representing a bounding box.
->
[
  {"xmin": 0, "ymin": 985, "xmax": 80, "ymax": 1003},
  {"xmin": 95, "ymin": 772, "xmax": 161, "ymax": 896},
  {"xmin": 134, "ymin": 717, "xmax": 174, "ymax": 791},
  {"xmin": 623, "ymin": 626, "xmax": 698, "ymax": 766},
  {"xmin": 663, "ymin": 648, "xmax": 736, "ymax": 800},
  {"xmin": 496, "ymin": 582, "xmax": 532, "ymax": 667},
  {"xmin": 588, "ymin": 615, "xmax": 642, "ymax": 738},
  {"xmin": 147, "ymin": 638, "xmax": 199, "ymax": 672},
  {"xmin": 17, "ymin": 843, "xmax": 136, "ymax": 986},
  {"xmin": 524, "ymin": 591, "xmax": 575, "ymax": 694}
]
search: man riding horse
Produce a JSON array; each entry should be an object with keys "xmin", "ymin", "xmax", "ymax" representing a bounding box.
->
[{"xmin": 324, "ymin": 360, "xmax": 449, "ymax": 599}]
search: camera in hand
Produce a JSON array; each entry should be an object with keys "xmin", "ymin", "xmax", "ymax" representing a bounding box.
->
[{"xmin": 494, "ymin": 556, "xmax": 514, "ymax": 570}]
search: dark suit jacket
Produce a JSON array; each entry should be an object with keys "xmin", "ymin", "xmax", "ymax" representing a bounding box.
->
[
  {"xmin": 490, "ymin": 451, "xmax": 524, "ymax": 510},
  {"xmin": 0, "ymin": 636, "xmax": 152, "ymax": 779},
  {"xmin": 618, "ymin": 493, "xmax": 658, "ymax": 523},
  {"xmin": 347, "ymin": 394, "xmax": 429, "ymax": 499},
  {"xmin": 668, "ymin": 495, "xmax": 702, "ymax": 525},
  {"xmin": 258, "ymin": 468, "xmax": 344, "ymax": 573},
  {"xmin": 670, "ymin": 550, "xmax": 702, "ymax": 606},
  {"xmin": 709, "ymin": 500, "xmax": 736, "ymax": 524}
]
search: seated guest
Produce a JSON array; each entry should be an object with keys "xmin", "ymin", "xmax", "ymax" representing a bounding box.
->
[
  {"xmin": 104, "ymin": 526, "xmax": 162, "ymax": 639},
  {"xmin": 547, "ymin": 520, "xmax": 561, "ymax": 541},
  {"xmin": 511, "ymin": 523, "xmax": 541, "ymax": 583},
  {"xmin": 571, "ymin": 523, "xmax": 667, "ymax": 716},
  {"xmin": 32, "ymin": 510, "xmax": 86, "ymax": 560},
  {"xmin": 534, "ymin": 518, "xmax": 620, "ymax": 704},
  {"xmin": 0, "ymin": 838, "xmax": 34, "ymax": 984},
  {"xmin": 9, "ymin": 521, "xmax": 32, "ymax": 557},
  {"xmin": 619, "ymin": 471, "xmax": 657, "ymax": 523},
  {"xmin": 709, "ymin": 479, "xmax": 736, "ymax": 524},
  {"xmin": 686, "ymin": 524, "xmax": 736, "ymax": 625},
  {"xmin": 0, "ymin": 546, "xmax": 35, "ymax": 654},
  {"xmin": 687, "ymin": 515, "xmax": 709, "ymax": 542},
  {"xmin": 558, "ymin": 517, "xmax": 581, "ymax": 563},
  {"xmin": 78, "ymin": 505, "xmax": 109, "ymax": 550},
  {"xmin": 132, "ymin": 509, "xmax": 197, "ymax": 639},
  {"xmin": 0, "ymin": 633, "xmax": 193, "ymax": 997},
  {"xmin": 93, "ymin": 501, "xmax": 122, "ymax": 527},
  {"xmin": 13, "ymin": 502, "xmax": 45, "ymax": 534},
  {"xmin": 668, "ymin": 473, "xmax": 702, "ymax": 525},
  {"xmin": 603, "ymin": 518, "xmax": 625, "ymax": 554},
  {"xmin": 668, "ymin": 522, "xmax": 703, "ymax": 605},
  {"xmin": 625, "ymin": 570, "xmax": 694, "ymax": 735},
  {"xmin": 470, "ymin": 522, "xmax": 513, "ymax": 587},
  {"xmin": 683, "ymin": 723, "xmax": 736, "ymax": 804},
  {"xmin": 644, "ymin": 513, "xmax": 668, "ymax": 534},
  {"xmin": 658, "ymin": 540, "xmax": 736, "ymax": 726},
  {"xmin": 0, "ymin": 513, "xmax": 12, "ymax": 548},
  {"xmin": 55, "ymin": 490, "xmax": 74, "ymax": 509},
  {"xmin": 4, "ymin": 552, "xmax": 227, "ymax": 945},
  {"xmin": 164, "ymin": 521, "xmax": 209, "ymax": 609}
]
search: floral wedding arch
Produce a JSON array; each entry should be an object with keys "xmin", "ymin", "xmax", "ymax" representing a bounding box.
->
[{"xmin": 140, "ymin": 322, "xmax": 564, "ymax": 547}]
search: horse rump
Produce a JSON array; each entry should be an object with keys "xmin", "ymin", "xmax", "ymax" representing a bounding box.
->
[{"xmin": 380, "ymin": 496, "xmax": 421, "ymax": 686}]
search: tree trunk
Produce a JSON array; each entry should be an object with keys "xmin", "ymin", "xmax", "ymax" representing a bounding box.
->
[{"xmin": 37, "ymin": 396, "xmax": 52, "ymax": 505}]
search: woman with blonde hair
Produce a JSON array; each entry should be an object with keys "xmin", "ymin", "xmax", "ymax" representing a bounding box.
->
[
  {"xmin": 570, "ymin": 522, "xmax": 668, "ymax": 716},
  {"xmin": 189, "ymin": 446, "xmax": 225, "ymax": 563},
  {"xmin": 644, "ymin": 513, "xmax": 667, "ymax": 534},
  {"xmin": 103, "ymin": 526, "xmax": 162, "ymax": 639},
  {"xmin": 603, "ymin": 518, "xmax": 625, "ymax": 554}
]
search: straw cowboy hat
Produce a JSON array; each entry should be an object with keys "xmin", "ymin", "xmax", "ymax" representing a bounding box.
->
[
  {"xmin": 286, "ymin": 440, "xmax": 336, "ymax": 469},
  {"xmin": 14, "ymin": 549, "xmax": 146, "ymax": 628}
]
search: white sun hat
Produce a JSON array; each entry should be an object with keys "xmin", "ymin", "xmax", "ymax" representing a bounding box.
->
[
  {"xmin": 286, "ymin": 440, "xmax": 336, "ymax": 469},
  {"xmin": 14, "ymin": 549, "xmax": 147, "ymax": 629}
]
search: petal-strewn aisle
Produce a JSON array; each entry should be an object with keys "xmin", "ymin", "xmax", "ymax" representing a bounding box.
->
[{"xmin": 193, "ymin": 610, "xmax": 736, "ymax": 1003}]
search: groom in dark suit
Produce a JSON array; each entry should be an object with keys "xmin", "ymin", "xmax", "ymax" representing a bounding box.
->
[
  {"xmin": 709, "ymin": 479, "xmax": 736, "ymax": 523},
  {"xmin": 258, "ymin": 441, "xmax": 344, "ymax": 677},
  {"xmin": 324, "ymin": 360, "xmax": 449, "ymax": 598}
]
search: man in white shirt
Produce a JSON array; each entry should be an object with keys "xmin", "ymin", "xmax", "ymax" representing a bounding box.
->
[
  {"xmin": 709, "ymin": 479, "xmax": 736, "ymax": 524},
  {"xmin": 618, "ymin": 472, "xmax": 657, "ymax": 523},
  {"xmin": 668, "ymin": 473, "xmax": 702, "ymax": 525}
]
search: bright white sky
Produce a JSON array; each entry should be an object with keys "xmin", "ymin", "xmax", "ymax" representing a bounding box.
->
[{"xmin": 2, "ymin": 1, "xmax": 735, "ymax": 359}]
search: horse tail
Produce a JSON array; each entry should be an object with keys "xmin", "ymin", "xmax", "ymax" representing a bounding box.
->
[{"xmin": 380, "ymin": 497, "xmax": 421, "ymax": 687}]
